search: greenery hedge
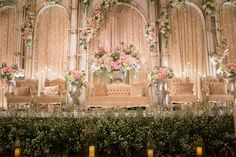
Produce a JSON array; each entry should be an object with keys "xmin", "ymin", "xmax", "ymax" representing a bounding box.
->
[{"xmin": 0, "ymin": 111, "xmax": 235, "ymax": 157}]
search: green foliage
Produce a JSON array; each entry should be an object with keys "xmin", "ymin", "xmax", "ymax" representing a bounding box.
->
[{"xmin": 0, "ymin": 111, "xmax": 235, "ymax": 156}]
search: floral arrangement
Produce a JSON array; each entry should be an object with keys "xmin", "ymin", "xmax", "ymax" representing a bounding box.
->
[
  {"xmin": 203, "ymin": 1, "xmax": 216, "ymax": 15},
  {"xmin": 149, "ymin": 66, "xmax": 174, "ymax": 83},
  {"xmin": 145, "ymin": 23, "xmax": 157, "ymax": 50},
  {"xmin": 65, "ymin": 70, "xmax": 86, "ymax": 87},
  {"xmin": 80, "ymin": 0, "xmax": 118, "ymax": 49},
  {"xmin": 91, "ymin": 44, "xmax": 141, "ymax": 73},
  {"xmin": 157, "ymin": 11, "xmax": 171, "ymax": 47},
  {"xmin": 225, "ymin": 63, "xmax": 236, "ymax": 78},
  {"xmin": 168, "ymin": 0, "xmax": 186, "ymax": 8},
  {"xmin": 0, "ymin": 63, "xmax": 25, "ymax": 83}
]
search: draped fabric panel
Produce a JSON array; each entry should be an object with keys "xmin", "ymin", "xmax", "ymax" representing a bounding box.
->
[
  {"xmin": 219, "ymin": 4, "xmax": 236, "ymax": 63},
  {"xmin": 33, "ymin": 7, "xmax": 69, "ymax": 92},
  {"xmin": 89, "ymin": 5, "xmax": 150, "ymax": 84},
  {"xmin": 168, "ymin": 5, "xmax": 208, "ymax": 98},
  {"xmin": 0, "ymin": 8, "xmax": 19, "ymax": 108}
]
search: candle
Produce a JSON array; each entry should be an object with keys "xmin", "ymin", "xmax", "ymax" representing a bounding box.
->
[
  {"xmin": 147, "ymin": 148, "xmax": 154, "ymax": 157},
  {"xmin": 89, "ymin": 145, "xmax": 95, "ymax": 157},
  {"xmin": 14, "ymin": 148, "xmax": 21, "ymax": 157},
  {"xmin": 196, "ymin": 146, "xmax": 203, "ymax": 156}
]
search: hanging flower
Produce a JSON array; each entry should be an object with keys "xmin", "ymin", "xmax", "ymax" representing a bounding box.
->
[
  {"xmin": 203, "ymin": 1, "xmax": 216, "ymax": 16},
  {"xmin": 210, "ymin": 49, "xmax": 229, "ymax": 65},
  {"xmin": 79, "ymin": 28, "xmax": 95, "ymax": 50},
  {"xmin": 21, "ymin": 2, "xmax": 35, "ymax": 47},
  {"xmin": 65, "ymin": 70, "xmax": 86, "ymax": 88},
  {"xmin": 145, "ymin": 23, "xmax": 157, "ymax": 49}
]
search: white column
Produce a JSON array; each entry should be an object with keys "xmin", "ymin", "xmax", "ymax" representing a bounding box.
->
[{"xmin": 69, "ymin": 0, "xmax": 78, "ymax": 70}]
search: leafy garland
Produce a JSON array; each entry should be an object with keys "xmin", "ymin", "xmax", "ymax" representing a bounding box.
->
[
  {"xmin": 202, "ymin": 1, "xmax": 216, "ymax": 16},
  {"xmin": 79, "ymin": 0, "xmax": 118, "ymax": 50},
  {"xmin": 81, "ymin": 0, "xmax": 91, "ymax": 9}
]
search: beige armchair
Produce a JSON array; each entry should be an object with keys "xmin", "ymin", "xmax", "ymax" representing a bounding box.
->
[
  {"xmin": 6, "ymin": 79, "xmax": 38, "ymax": 110},
  {"xmin": 36, "ymin": 78, "xmax": 67, "ymax": 112},
  {"xmin": 168, "ymin": 77, "xmax": 197, "ymax": 110},
  {"xmin": 201, "ymin": 76, "xmax": 234, "ymax": 106}
]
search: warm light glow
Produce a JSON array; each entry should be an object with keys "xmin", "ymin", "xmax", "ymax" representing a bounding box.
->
[
  {"xmin": 147, "ymin": 148, "xmax": 154, "ymax": 157},
  {"xmin": 196, "ymin": 146, "xmax": 203, "ymax": 156},
  {"xmin": 14, "ymin": 148, "xmax": 21, "ymax": 157},
  {"xmin": 89, "ymin": 145, "xmax": 95, "ymax": 157}
]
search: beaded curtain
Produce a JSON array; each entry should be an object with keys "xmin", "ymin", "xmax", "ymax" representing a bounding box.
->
[
  {"xmin": 89, "ymin": 5, "xmax": 150, "ymax": 84},
  {"xmin": 219, "ymin": 4, "xmax": 236, "ymax": 63},
  {"xmin": 33, "ymin": 7, "xmax": 69, "ymax": 92},
  {"xmin": 168, "ymin": 4, "xmax": 209, "ymax": 99},
  {"xmin": 0, "ymin": 8, "xmax": 19, "ymax": 108}
]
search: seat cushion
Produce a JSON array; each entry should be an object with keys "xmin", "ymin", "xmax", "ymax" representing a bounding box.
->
[
  {"xmin": 93, "ymin": 84, "xmax": 107, "ymax": 96},
  {"xmin": 42, "ymin": 86, "xmax": 59, "ymax": 96},
  {"xmin": 208, "ymin": 94, "xmax": 234, "ymax": 102},
  {"xmin": 210, "ymin": 82, "xmax": 227, "ymax": 94},
  {"xmin": 87, "ymin": 96, "xmax": 149, "ymax": 108},
  {"xmin": 176, "ymin": 83, "xmax": 193, "ymax": 94},
  {"xmin": 170, "ymin": 94, "xmax": 197, "ymax": 103},
  {"xmin": 37, "ymin": 95, "xmax": 62, "ymax": 104},
  {"xmin": 14, "ymin": 87, "xmax": 30, "ymax": 96},
  {"xmin": 107, "ymin": 84, "xmax": 130, "ymax": 96},
  {"xmin": 130, "ymin": 82, "xmax": 145, "ymax": 96},
  {"xmin": 8, "ymin": 96, "xmax": 32, "ymax": 104}
]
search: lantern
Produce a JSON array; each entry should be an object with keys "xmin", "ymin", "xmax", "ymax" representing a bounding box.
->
[
  {"xmin": 14, "ymin": 138, "xmax": 21, "ymax": 157},
  {"xmin": 89, "ymin": 145, "xmax": 95, "ymax": 157},
  {"xmin": 147, "ymin": 136, "xmax": 155, "ymax": 157}
]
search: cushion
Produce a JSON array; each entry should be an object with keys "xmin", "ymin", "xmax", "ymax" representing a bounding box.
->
[
  {"xmin": 14, "ymin": 87, "xmax": 30, "ymax": 96},
  {"xmin": 93, "ymin": 84, "xmax": 107, "ymax": 96},
  {"xmin": 176, "ymin": 83, "xmax": 193, "ymax": 94},
  {"xmin": 107, "ymin": 84, "xmax": 130, "ymax": 96},
  {"xmin": 130, "ymin": 82, "xmax": 145, "ymax": 96},
  {"xmin": 210, "ymin": 82, "xmax": 227, "ymax": 94},
  {"xmin": 42, "ymin": 86, "xmax": 59, "ymax": 96}
]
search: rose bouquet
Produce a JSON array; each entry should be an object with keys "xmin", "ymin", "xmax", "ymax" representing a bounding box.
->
[
  {"xmin": 65, "ymin": 70, "xmax": 86, "ymax": 88},
  {"xmin": 91, "ymin": 45, "xmax": 141, "ymax": 74},
  {"xmin": 0, "ymin": 63, "xmax": 25, "ymax": 81},
  {"xmin": 149, "ymin": 66, "xmax": 174, "ymax": 84}
]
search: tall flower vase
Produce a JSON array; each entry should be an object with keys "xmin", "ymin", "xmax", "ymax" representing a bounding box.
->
[
  {"xmin": 69, "ymin": 85, "xmax": 81, "ymax": 111},
  {"xmin": 109, "ymin": 71, "xmax": 127, "ymax": 83},
  {"xmin": 227, "ymin": 76, "xmax": 236, "ymax": 98},
  {"xmin": 155, "ymin": 80, "xmax": 168, "ymax": 108}
]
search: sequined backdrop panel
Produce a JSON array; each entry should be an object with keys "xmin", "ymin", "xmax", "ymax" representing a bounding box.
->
[
  {"xmin": 168, "ymin": 5, "xmax": 208, "ymax": 98},
  {"xmin": 0, "ymin": 8, "xmax": 19, "ymax": 108},
  {"xmin": 34, "ymin": 7, "xmax": 69, "ymax": 92},
  {"xmin": 220, "ymin": 4, "xmax": 236, "ymax": 63}
]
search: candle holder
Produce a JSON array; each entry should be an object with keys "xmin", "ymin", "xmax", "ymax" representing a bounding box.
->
[
  {"xmin": 195, "ymin": 136, "xmax": 204, "ymax": 157},
  {"xmin": 14, "ymin": 138, "xmax": 21, "ymax": 157},
  {"xmin": 147, "ymin": 135, "xmax": 155, "ymax": 157}
]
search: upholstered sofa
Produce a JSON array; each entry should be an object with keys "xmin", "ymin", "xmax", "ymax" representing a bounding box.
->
[{"xmin": 85, "ymin": 82, "xmax": 151, "ymax": 109}]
